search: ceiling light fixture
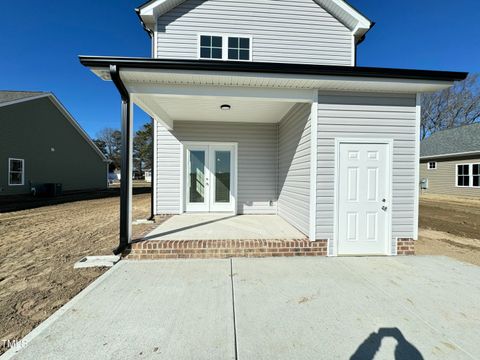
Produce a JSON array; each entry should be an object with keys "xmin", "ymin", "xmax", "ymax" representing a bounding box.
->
[{"xmin": 220, "ymin": 104, "xmax": 231, "ymax": 111}]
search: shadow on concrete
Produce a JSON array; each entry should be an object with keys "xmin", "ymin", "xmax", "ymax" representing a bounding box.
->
[
  {"xmin": 351, "ymin": 328, "xmax": 423, "ymax": 360},
  {"xmin": 134, "ymin": 215, "xmax": 239, "ymax": 243}
]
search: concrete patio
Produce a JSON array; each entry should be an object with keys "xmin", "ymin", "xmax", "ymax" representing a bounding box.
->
[
  {"xmin": 143, "ymin": 214, "xmax": 307, "ymax": 241},
  {"xmin": 3, "ymin": 256, "xmax": 479, "ymax": 360}
]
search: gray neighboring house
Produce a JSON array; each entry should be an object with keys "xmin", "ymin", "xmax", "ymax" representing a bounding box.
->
[
  {"xmin": 80, "ymin": 0, "xmax": 467, "ymax": 257},
  {"xmin": 420, "ymin": 123, "xmax": 480, "ymax": 197},
  {"xmin": 0, "ymin": 91, "xmax": 108, "ymax": 196}
]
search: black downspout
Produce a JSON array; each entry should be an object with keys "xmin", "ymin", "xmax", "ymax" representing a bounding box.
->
[
  {"xmin": 148, "ymin": 115, "xmax": 155, "ymax": 221},
  {"xmin": 110, "ymin": 64, "xmax": 132, "ymax": 255}
]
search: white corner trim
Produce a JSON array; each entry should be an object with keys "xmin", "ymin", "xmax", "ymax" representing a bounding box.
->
[
  {"xmin": 351, "ymin": 34, "xmax": 356, "ymax": 66},
  {"xmin": 179, "ymin": 142, "xmax": 185, "ymax": 214},
  {"xmin": 413, "ymin": 94, "xmax": 421, "ymax": 240},
  {"xmin": 309, "ymin": 91, "xmax": 318, "ymax": 241}
]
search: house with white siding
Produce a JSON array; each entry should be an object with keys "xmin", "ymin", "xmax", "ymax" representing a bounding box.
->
[{"xmin": 80, "ymin": 0, "xmax": 467, "ymax": 258}]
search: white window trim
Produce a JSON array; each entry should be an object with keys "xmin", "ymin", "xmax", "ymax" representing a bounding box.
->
[
  {"xmin": 427, "ymin": 161, "xmax": 437, "ymax": 170},
  {"xmin": 8, "ymin": 158, "xmax": 25, "ymax": 186},
  {"xmin": 197, "ymin": 33, "xmax": 253, "ymax": 62},
  {"xmin": 455, "ymin": 163, "xmax": 480, "ymax": 188}
]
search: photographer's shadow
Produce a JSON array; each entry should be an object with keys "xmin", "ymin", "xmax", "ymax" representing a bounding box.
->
[{"xmin": 350, "ymin": 328, "xmax": 423, "ymax": 360}]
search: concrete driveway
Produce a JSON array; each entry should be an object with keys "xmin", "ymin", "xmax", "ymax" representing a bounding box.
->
[{"xmin": 3, "ymin": 257, "xmax": 479, "ymax": 360}]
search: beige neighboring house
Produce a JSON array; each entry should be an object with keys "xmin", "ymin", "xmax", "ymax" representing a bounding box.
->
[{"xmin": 420, "ymin": 123, "xmax": 480, "ymax": 197}]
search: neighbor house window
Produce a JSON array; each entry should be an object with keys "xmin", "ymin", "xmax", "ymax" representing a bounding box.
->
[
  {"xmin": 198, "ymin": 34, "xmax": 252, "ymax": 61},
  {"xmin": 8, "ymin": 158, "xmax": 24, "ymax": 186},
  {"xmin": 457, "ymin": 164, "xmax": 470, "ymax": 187},
  {"xmin": 199, "ymin": 35, "xmax": 223, "ymax": 59},
  {"xmin": 473, "ymin": 164, "xmax": 480, "ymax": 187},
  {"xmin": 428, "ymin": 161, "xmax": 437, "ymax": 170},
  {"xmin": 228, "ymin": 37, "xmax": 251, "ymax": 60}
]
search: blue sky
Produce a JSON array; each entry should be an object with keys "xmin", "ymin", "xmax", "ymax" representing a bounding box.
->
[{"xmin": 0, "ymin": 0, "xmax": 478, "ymax": 138}]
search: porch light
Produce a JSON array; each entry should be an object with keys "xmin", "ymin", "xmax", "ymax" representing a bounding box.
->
[{"xmin": 220, "ymin": 104, "xmax": 231, "ymax": 111}]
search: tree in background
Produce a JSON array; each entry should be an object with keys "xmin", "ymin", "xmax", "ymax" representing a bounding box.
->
[
  {"xmin": 93, "ymin": 128, "xmax": 122, "ymax": 171},
  {"xmin": 421, "ymin": 74, "xmax": 480, "ymax": 139},
  {"xmin": 133, "ymin": 123, "xmax": 153, "ymax": 175}
]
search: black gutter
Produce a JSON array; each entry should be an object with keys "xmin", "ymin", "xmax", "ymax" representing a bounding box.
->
[
  {"xmin": 80, "ymin": 56, "xmax": 468, "ymax": 82},
  {"xmin": 109, "ymin": 65, "xmax": 132, "ymax": 255}
]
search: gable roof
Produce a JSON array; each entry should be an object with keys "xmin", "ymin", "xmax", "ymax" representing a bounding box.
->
[
  {"xmin": 136, "ymin": 0, "xmax": 373, "ymax": 38},
  {"xmin": 0, "ymin": 91, "xmax": 49, "ymax": 106},
  {"xmin": 420, "ymin": 123, "xmax": 480, "ymax": 159},
  {"xmin": 0, "ymin": 91, "xmax": 108, "ymax": 162}
]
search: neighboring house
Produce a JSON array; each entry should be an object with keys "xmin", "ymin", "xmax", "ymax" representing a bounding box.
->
[
  {"xmin": 0, "ymin": 91, "xmax": 108, "ymax": 196},
  {"xmin": 80, "ymin": 0, "xmax": 467, "ymax": 256},
  {"xmin": 144, "ymin": 169, "xmax": 152, "ymax": 183},
  {"xmin": 420, "ymin": 123, "xmax": 480, "ymax": 197}
]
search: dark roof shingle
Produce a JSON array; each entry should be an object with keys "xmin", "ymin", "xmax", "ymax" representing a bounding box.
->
[
  {"xmin": 421, "ymin": 123, "xmax": 480, "ymax": 158},
  {"xmin": 0, "ymin": 91, "xmax": 48, "ymax": 105}
]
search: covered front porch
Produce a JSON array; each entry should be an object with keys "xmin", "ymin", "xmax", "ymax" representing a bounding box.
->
[{"xmin": 144, "ymin": 214, "xmax": 307, "ymax": 241}]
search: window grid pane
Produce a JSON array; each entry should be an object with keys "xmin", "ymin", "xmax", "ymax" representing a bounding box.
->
[
  {"xmin": 9, "ymin": 159, "xmax": 23, "ymax": 185},
  {"xmin": 473, "ymin": 164, "xmax": 480, "ymax": 187},
  {"xmin": 227, "ymin": 37, "xmax": 250, "ymax": 60},
  {"xmin": 200, "ymin": 36, "xmax": 223, "ymax": 59}
]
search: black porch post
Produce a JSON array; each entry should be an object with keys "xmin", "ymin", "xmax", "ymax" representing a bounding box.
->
[
  {"xmin": 110, "ymin": 65, "xmax": 132, "ymax": 254},
  {"xmin": 149, "ymin": 116, "xmax": 155, "ymax": 220}
]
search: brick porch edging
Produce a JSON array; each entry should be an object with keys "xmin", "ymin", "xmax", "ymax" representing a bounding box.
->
[
  {"xmin": 123, "ymin": 238, "xmax": 415, "ymax": 259},
  {"xmin": 124, "ymin": 239, "xmax": 328, "ymax": 260},
  {"xmin": 397, "ymin": 238, "xmax": 415, "ymax": 256}
]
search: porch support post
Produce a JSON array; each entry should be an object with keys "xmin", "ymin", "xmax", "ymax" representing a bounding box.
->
[
  {"xmin": 149, "ymin": 116, "xmax": 156, "ymax": 220},
  {"xmin": 309, "ymin": 90, "xmax": 319, "ymax": 242},
  {"xmin": 110, "ymin": 65, "xmax": 133, "ymax": 254}
]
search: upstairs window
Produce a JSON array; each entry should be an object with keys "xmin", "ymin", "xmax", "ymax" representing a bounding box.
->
[
  {"xmin": 428, "ymin": 161, "xmax": 437, "ymax": 170},
  {"xmin": 8, "ymin": 158, "xmax": 24, "ymax": 186},
  {"xmin": 199, "ymin": 35, "xmax": 223, "ymax": 59},
  {"xmin": 198, "ymin": 34, "xmax": 252, "ymax": 61},
  {"xmin": 228, "ymin": 37, "xmax": 251, "ymax": 61},
  {"xmin": 457, "ymin": 164, "xmax": 470, "ymax": 187}
]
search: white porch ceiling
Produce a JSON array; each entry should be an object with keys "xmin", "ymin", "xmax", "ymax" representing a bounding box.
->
[{"xmin": 135, "ymin": 95, "xmax": 296, "ymax": 123}]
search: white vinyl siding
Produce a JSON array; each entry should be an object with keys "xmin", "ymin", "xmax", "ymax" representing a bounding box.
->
[
  {"xmin": 156, "ymin": 0, "xmax": 353, "ymax": 66},
  {"xmin": 278, "ymin": 104, "xmax": 311, "ymax": 235},
  {"xmin": 156, "ymin": 125, "xmax": 182, "ymax": 213},
  {"xmin": 316, "ymin": 92, "xmax": 418, "ymax": 243},
  {"xmin": 155, "ymin": 121, "xmax": 278, "ymax": 214}
]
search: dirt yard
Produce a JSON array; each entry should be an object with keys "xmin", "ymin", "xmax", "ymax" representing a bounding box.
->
[
  {"xmin": 418, "ymin": 194, "xmax": 480, "ymax": 266},
  {"xmin": 0, "ymin": 193, "xmax": 157, "ymax": 353}
]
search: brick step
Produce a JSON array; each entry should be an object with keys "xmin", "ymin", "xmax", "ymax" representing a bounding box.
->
[
  {"xmin": 123, "ymin": 238, "xmax": 415, "ymax": 259},
  {"xmin": 124, "ymin": 239, "xmax": 327, "ymax": 260}
]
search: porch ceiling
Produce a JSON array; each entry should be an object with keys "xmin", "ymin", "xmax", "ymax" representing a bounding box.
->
[{"xmin": 133, "ymin": 94, "xmax": 297, "ymax": 124}]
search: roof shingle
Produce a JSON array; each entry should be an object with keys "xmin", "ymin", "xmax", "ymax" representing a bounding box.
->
[
  {"xmin": 0, "ymin": 91, "xmax": 48, "ymax": 105},
  {"xmin": 420, "ymin": 123, "xmax": 480, "ymax": 158}
]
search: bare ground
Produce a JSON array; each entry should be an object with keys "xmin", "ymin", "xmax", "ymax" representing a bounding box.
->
[
  {"xmin": 417, "ymin": 194, "xmax": 480, "ymax": 266},
  {"xmin": 0, "ymin": 193, "xmax": 157, "ymax": 353}
]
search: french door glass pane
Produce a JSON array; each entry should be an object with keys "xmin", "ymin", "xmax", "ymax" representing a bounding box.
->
[
  {"xmin": 215, "ymin": 151, "xmax": 231, "ymax": 203},
  {"xmin": 189, "ymin": 151, "xmax": 205, "ymax": 203}
]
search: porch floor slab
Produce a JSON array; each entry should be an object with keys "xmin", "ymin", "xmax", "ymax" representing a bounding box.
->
[{"xmin": 144, "ymin": 214, "xmax": 307, "ymax": 241}]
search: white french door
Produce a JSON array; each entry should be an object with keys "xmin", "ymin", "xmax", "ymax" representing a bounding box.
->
[
  {"xmin": 337, "ymin": 141, "xmax": 392, "ymax": 255},
  {"xmin": 185, "ymin": 144, "xmax": 236, "ymax": 213}
]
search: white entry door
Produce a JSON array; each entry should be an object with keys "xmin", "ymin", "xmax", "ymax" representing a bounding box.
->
[
  {"xmin": 337, "ymin": 141, "xmax": 391, "ymax": 255},
  {"xmin": 186, "ymin": 144, "xmax": 236, "ymax": 213}
]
